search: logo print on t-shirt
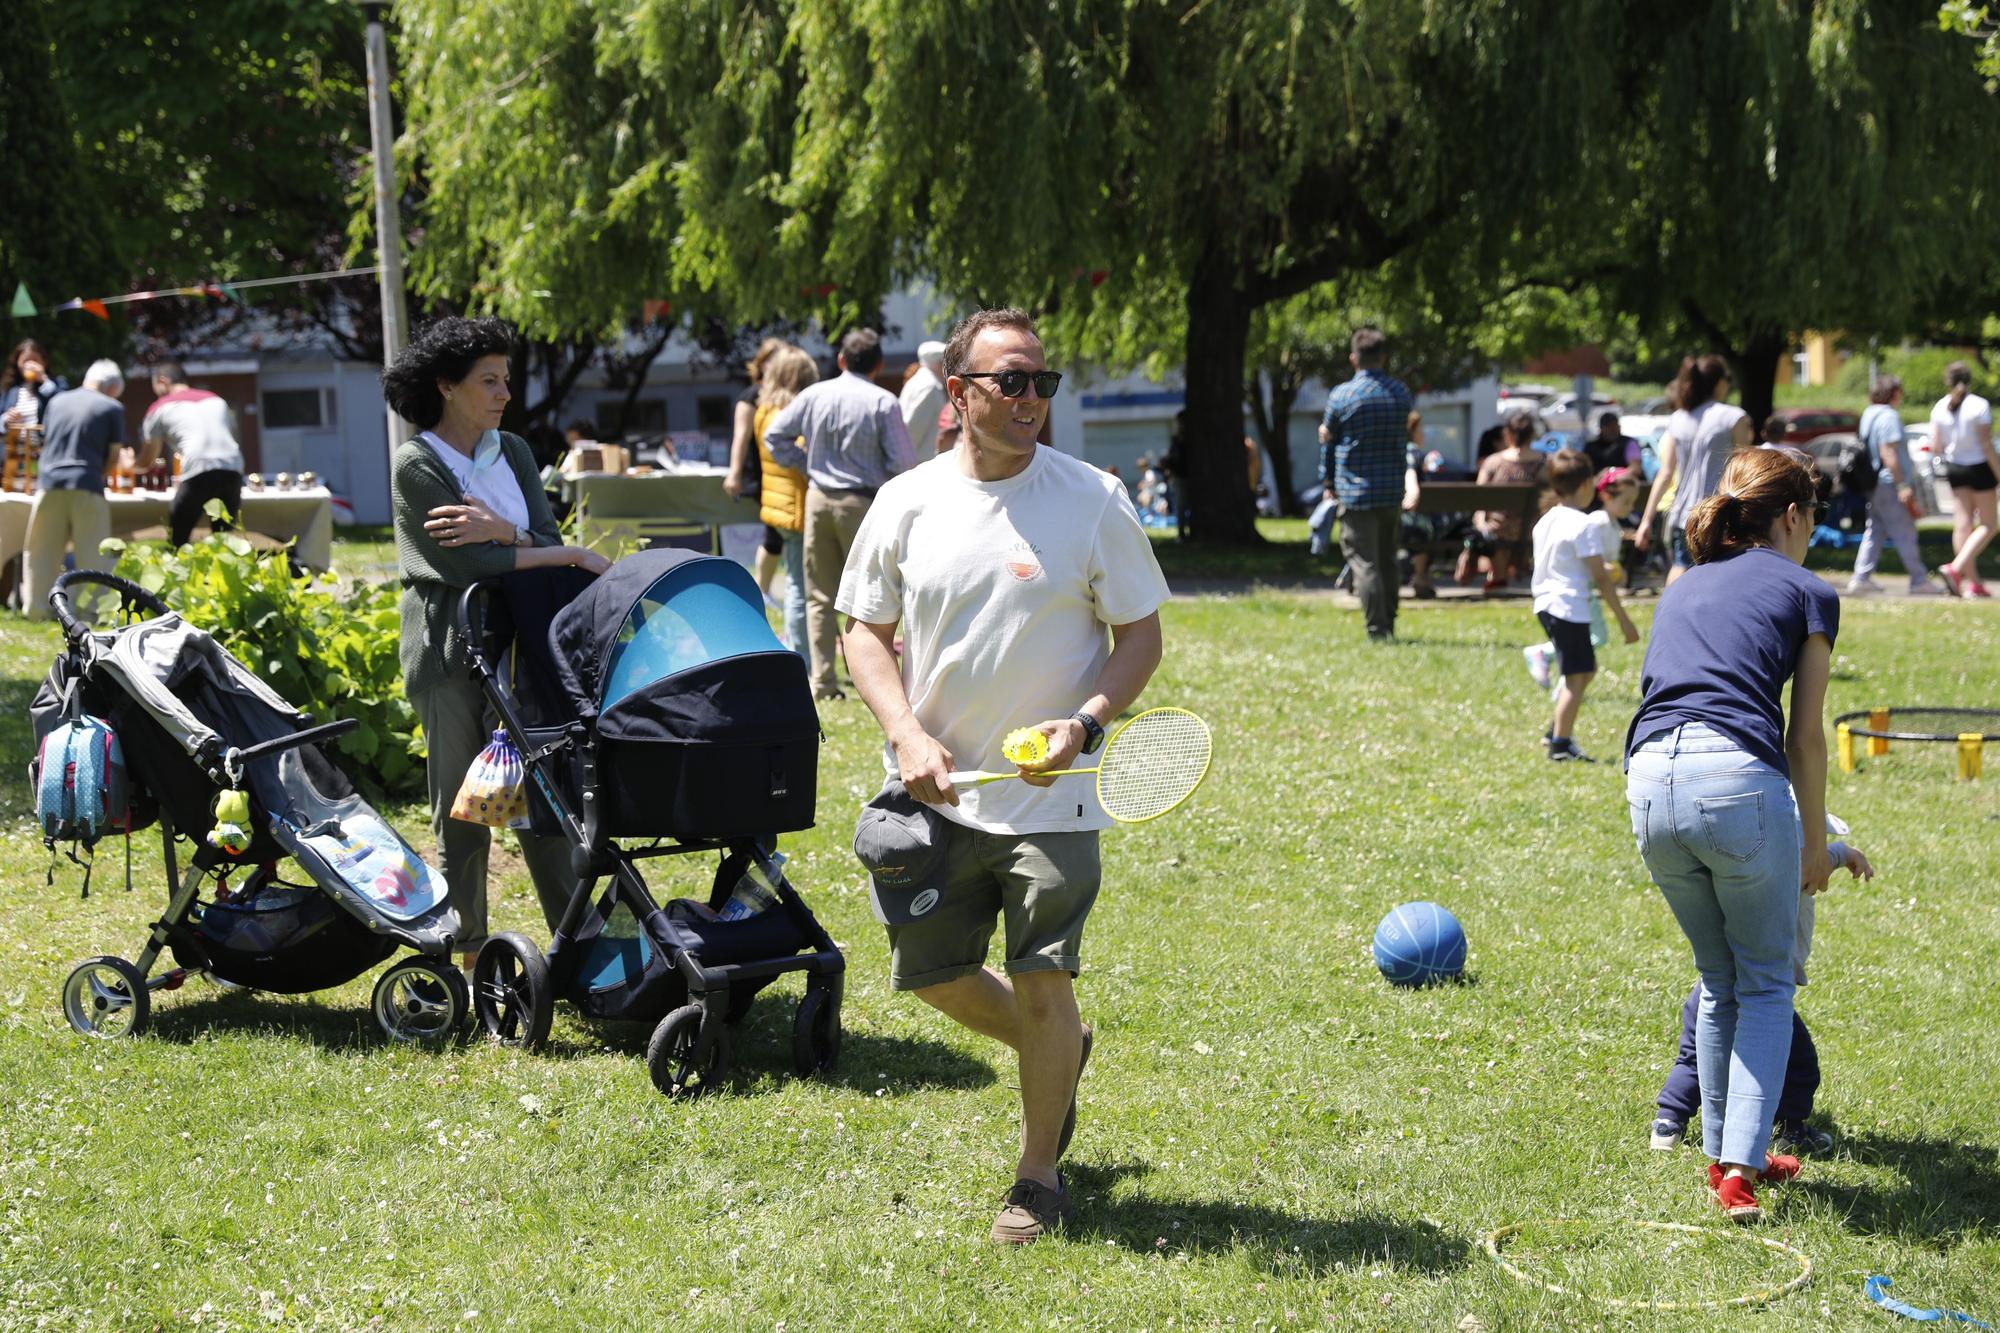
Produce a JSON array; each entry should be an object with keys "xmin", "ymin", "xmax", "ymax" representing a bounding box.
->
[{"xmin": 1005, "ymin": 540, "xmax": 1044, "ymax": 581}]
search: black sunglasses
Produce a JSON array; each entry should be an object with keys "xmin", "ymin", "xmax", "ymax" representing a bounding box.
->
[{"xmin": 960, "ymin": 369, "xmax": 1063, "ymax": 400}]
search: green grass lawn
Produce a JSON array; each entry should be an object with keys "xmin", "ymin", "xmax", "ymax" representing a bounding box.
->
[{"xmin": 1, "ymin": 565, "xmax": 1997, "ymax": 1328}]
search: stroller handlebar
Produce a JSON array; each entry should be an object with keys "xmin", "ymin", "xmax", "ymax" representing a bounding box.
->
[
  {"xmin": 221, "ymin": 718, "xmax": 360, "ymax": 784},
  {"xmin": 49, "ymin": 570, "xmax": 172, "ymax": 644}
]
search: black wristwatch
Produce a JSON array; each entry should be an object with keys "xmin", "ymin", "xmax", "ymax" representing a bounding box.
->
[{"xmin": 1071, "ymin": 711, "xmax": 1105, "ymax": 755}]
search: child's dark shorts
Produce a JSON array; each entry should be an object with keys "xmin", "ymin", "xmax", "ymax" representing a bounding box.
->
[{"xmin": 1536, "ymin": 609, "xmax": 1597, "ymax": 677}]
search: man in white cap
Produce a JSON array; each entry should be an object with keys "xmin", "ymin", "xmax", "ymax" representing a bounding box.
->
[{"xmin": 900, "ymin": 339, "xmax": 948, "ymax": 457}]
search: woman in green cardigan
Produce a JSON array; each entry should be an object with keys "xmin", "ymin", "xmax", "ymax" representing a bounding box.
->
[{"xmin": 383, "ymin": 317, "xmax": 609, "ymax": 972}]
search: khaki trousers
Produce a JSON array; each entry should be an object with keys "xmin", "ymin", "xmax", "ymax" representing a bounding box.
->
[
  {"xmin": 803, "ymin": 487, "xmax": 872, "ymax": 695},
  {"xmin": 24, "ymin": 488, "xmax": 113, "ymax": 622}
]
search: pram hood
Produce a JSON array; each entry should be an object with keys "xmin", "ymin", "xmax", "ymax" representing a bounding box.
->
[
  {"xmin": 89, "ymin": 614, "xmax": 458, "ymax": 951},
  {"xmin": 549, "ymin": 549, "xmax": 787, "ymax": 722}
]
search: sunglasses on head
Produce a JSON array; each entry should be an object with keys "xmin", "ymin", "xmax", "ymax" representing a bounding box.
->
[{"xmin": 960, "ymin": 369, "xmax": 1063, "ymax": 399}]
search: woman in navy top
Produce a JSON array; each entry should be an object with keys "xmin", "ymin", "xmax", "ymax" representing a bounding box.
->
[{"xmin": 1625, "ymin": 446, "xmax": 1836, "ymax": 1222}]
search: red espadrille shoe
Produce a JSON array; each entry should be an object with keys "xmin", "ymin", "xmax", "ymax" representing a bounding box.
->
[
  {"xmin": 1712, "ymin": 1171, "xmax": 1762, "ymax": 1222},
  {"xmin": 1760, "ymin": 1151, "xmax": 1802, "ymax": 1183}
]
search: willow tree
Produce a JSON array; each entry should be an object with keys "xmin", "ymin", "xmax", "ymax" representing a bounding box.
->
[
  {"xmin": 1579, "ymin": 3, "xmax": 2000, "ymax": 426},
  {"xmin": 0, "ymin": 1, "xmax": 121, "ymax": 365},
  {"xmin": 395, "ymin": 1, "xmax": 1613, "ymax": 541}
]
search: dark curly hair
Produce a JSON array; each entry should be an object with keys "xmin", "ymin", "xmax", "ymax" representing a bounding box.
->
[{"xmin": 380, "ymin": 317, "xmax": 516, "ymax": 429}]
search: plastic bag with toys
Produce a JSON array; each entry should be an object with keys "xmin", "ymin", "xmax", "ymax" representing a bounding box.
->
[{"xmin": 450, "ymin": 729, "xmax": 531, "ymax": 829}]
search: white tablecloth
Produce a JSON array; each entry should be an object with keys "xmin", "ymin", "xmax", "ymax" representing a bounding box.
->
[{"xmin": 0, "ymin": 486, "xmax": 335, "ymax": 572}]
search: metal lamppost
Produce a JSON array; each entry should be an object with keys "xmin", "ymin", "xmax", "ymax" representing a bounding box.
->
[{"xmin": 357, "ymin": 1, "xmax": 411, "ymax": 454}]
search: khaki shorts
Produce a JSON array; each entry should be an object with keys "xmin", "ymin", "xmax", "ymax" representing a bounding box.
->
[{"xmin": 885, "ymin": 824, "xmax": 1101, "ymax": 992}]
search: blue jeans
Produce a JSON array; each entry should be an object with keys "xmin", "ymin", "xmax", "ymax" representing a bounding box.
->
[
  {"xmin": 781, "ymin": 530, "xmax": 808, "ymax": 661},
  {"xmin": 1627, "ymin": 722, "xmax": 1801, "ymax": 1166}
]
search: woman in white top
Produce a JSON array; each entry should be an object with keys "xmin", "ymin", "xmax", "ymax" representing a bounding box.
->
[
  {"xmin": 384, "ymin": 317, "xmax": 609, "ymax": 971},
  {"xmin": 1928, "ymin": 361, "xmax": 1998, "ymax": 598},
  {"xmin": 1635, "ymin": 354, "xmax": 1753, "ymax": 587}
]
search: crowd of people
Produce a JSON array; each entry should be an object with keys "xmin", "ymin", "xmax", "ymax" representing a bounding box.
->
[{"xmin": 2, "ymin": 338, "xmax": 249, "ymax": 619}]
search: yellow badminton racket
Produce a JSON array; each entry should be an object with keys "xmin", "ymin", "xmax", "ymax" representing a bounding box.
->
[{"xmin": 947, "ymin": 706, "xmax": 1212, "ymax": 824}]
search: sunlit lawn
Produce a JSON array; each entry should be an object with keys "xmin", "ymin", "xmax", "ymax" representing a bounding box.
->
[{"xmin": 0, "ymin": 553, "xmax": 1995, "ymax": 1329}]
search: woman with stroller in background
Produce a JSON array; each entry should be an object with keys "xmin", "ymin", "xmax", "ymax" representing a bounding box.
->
[{"xmin": 383, "ymin": 316, "xmax": 609, "ymax": 975}]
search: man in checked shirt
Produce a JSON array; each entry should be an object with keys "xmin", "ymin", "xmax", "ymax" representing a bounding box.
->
[{"xmin": 1318, "ymin": 326, "xmax": 1416, "ymax": 641}]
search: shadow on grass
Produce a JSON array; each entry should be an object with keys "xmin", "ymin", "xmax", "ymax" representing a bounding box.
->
[
  {"xmin": 146, "ymin": 988, "xmax": 997, "ymax": 1097},
  {"xmin": 504, "ymin": 1002, "xmax": 1000, "ymax": 1097},
  {"xmin": 145, "ymin": 987, "xmax": 385, "ymax": 1051},
  {"xmin": 1062, "ymin": 1159, "xmax": 1472, "ymax": 1277},
  {"xmin": 1805, "ymin": 1130, "xmax": 2000, "ymax": 1246}
]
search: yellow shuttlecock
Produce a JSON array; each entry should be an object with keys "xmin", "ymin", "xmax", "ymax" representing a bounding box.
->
[{"xmin": 1002, "ymin": 727, "xmax": 1050, "ymax": 767}]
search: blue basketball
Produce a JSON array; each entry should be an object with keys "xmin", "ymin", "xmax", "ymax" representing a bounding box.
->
[{"xmin": 1373, "ymin": 901, "xmax": 1467, "ymax": 987}]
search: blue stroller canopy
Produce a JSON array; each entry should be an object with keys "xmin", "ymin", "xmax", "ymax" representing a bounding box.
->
[{"xmin": 601, "ymin": 561, "xmax": 786, "ymax": 710}]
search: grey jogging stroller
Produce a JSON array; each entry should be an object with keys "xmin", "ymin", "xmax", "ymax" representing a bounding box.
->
[{"xmin": 37, "ymin": 570, "xmax": 467, "ymax": 1041}]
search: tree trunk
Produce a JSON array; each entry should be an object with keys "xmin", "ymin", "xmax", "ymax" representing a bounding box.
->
[
  {"xmin": 1734, "ymin": 331, "xmax": 1786, "ymax": 438},
  {"xmin": 1179, "ymin": 238, "xmax": 1258, "ymax": 544},
  {"xmin": 1244, "ymin": 368, "xmax": 1303, "ymax": 517}
]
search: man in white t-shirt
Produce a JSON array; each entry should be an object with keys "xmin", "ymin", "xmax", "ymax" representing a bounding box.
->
[
  {"xmin": 838, "ymin": 308, "xmax": 1167, "ymax": 1244},
  {"xmin": 1928, "ymin": 361, "xmax": 1999, "ymax": 597},
  {"xmin": 899, "ymin": 339, "xmax": 947, "ymax": 457},
  {"xmin": 141, "ymin": 361, "xmax": 247, "ymax": 547}
]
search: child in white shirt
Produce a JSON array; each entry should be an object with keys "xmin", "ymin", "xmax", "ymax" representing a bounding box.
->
[{"xmin": 1529, "ymin": 450, "xmax": 1638, "ymax": 762}]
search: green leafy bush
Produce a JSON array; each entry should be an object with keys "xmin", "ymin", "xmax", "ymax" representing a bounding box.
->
[
  {"xmin": 104, "ymin": 531, "xmax": 424, "ymax": 802},
  {"xmin": 1833, "ymin": 345, "xmax": 2000, "ymax": 406}
]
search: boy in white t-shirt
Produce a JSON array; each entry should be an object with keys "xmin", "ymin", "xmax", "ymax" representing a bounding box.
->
[
  {"xmin": 837, "ymin": 308, "xmax": 1168, "ymax": 1244},
  {"xmin": 1529, "ymin": 450, "xmax": 1638, "ymax": 762}
]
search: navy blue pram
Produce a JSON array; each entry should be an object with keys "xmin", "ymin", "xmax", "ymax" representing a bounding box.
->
[
  {"xmin": 460, "ymin": 549, "xmax": 844, "ymax": 1097},
  {"xmin": 39, "ymin": 572, "xmax": 465, "ymax": 1042}
]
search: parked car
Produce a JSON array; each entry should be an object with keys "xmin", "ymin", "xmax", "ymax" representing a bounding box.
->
[
  {"xmin": 1538, "ymin": 391, "xmax": 1621, "ymax": 435},
  {"xmin": 1765, "ymin": 407, "xmax": 1860, "ymax": 444}
]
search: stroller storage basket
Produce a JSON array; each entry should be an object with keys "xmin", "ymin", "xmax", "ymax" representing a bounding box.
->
[{"xmin": 188, "ymin": 887, "xmax": 398, "ymax": 993}]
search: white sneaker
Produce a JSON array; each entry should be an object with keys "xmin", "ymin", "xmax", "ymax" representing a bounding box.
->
[
  {"xmin": 1846, "ymin": 576, "xmax": 1881, "ymax": 594},
  {"xmin": 1906, "ymin": 578, "xmax": 1941, "ymax": 596},
  {"xmin": 1522, "ymin": 643, "xmax": 1553, "ymax": 691}
]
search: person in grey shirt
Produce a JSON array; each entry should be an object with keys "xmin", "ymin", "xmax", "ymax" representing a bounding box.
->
[
  {"xmin": 25, "ymin": 359, "xmax": 126, "ymax": 621},
  {"xmin": 765, "ymin": 328, "xmax": 917, "ymax": 699},
  {"xmin": 1848, "ymin": 374, "xmax": 1935, "ymax": 594}
]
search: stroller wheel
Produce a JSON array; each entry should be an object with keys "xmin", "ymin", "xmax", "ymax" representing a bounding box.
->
[
  {"xmin": 647, "ymin": 1004, "xmax": 731, "ymax": 1099},
  {"xmin": 472, "ymin": 933, "xmax": 553, "ymax": 1050},
  {"xmin": 371, "ymin": 958, "xmax": 468, "ymax": 1044},
  {"xmin": 61, "ymin": 956, "xmax": 150, "ymax": 1039},
  {"xmin": 791, "ymin": 983, "xmax": 842, "ymax": 1079}
]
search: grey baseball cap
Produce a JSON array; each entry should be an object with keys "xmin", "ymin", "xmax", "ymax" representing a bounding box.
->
[{"xmin": 854, "ymin": 779, "xmax": 949, "ymax": 924}]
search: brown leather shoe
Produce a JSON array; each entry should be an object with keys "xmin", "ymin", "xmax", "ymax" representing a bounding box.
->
[{"xmin": 990, "ymin": 1175, "xmax": 1072, "ymax": 1244}]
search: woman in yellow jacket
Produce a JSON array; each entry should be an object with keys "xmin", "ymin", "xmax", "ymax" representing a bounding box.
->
[{"xmin": 755, "ymin": 345, "xmax": 817, "ymax": 657}]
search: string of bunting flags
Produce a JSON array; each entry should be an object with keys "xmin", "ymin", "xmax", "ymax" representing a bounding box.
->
[{"xmin": 6, "ymin": 265, "xmax": 385, "ymax": 322}]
